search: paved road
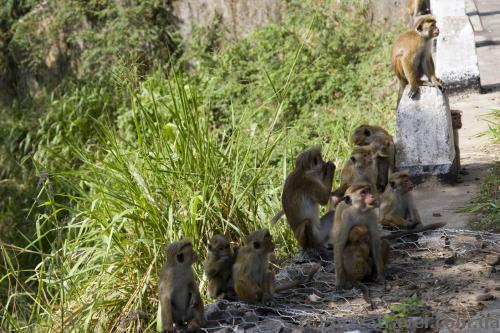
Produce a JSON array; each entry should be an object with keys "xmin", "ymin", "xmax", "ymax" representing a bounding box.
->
[
  {"xmin": 413, "ymin": 0, "xmax": 499, "ymax": 229},
  {"xmin": 470, "ymin": 0, "xmax": 500, "ymax": 90}
]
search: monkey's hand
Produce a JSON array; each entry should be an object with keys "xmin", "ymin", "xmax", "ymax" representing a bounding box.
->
[{"xmin": 431, "ymin": 77, "xmax": 445, "ymax": 91}]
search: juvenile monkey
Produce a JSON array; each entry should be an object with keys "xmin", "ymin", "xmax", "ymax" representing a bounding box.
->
[
  {"xmin": 281, "ymin": 147, "xmax": 336, "ymax": 249},
  {"xmin": 204, "ymin": 234, "xmax": 236, "ymax": 300},
  {"xmin": 391, "ymin": 16, "xmax": 443, "ymax": 102},
  {"xmin": 406, "ymin": 0, "xmax": 430, "ymax": 27},
  {"xmin": 451, "ymin": 109, "xmax": 465, "ymax": 177},
  {"xmin": 332, "ymin": 146, "xmax": 378, "ymax": 199},
  {"xmin": 233, "ymin": 229, "xmax": 320, "ymax": 304},
  {"xmin": 379, "ymin": 171, "xmax": 422, "ymax": 230},
  {"xmin": 159, "ymin": 239, "xmax": 204, "ymax": 333},
  {"xmin": 332, "ymin": 182, "xmax": 385, "ymax": 289},
  {"xmin": 351, "ymin": 124, "xmax": 391, "ymax": 146}
]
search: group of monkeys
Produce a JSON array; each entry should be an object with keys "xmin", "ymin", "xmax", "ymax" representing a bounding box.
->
[{"xmin": 157, "ymin": 4, "xmax": 466, "ymax": 332}]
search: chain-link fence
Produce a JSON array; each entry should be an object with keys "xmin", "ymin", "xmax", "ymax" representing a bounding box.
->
[{"xmin": 203, "ymin": 229, "xmax": 500, "ymax": 332}]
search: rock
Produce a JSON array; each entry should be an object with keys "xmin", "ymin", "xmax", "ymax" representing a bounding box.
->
[
  {"xmin": 485, "ymin": 255, "xmax": 500, "ymax": 266},
  {"xmin": 395, "ymin": 86, "xmax": 456, "ymax": 178},
  {"xmin": 435, "ymin": 15, "xmax": 480, "ymax": 93},
  {"xmin": 433, "ymin": 212, "xmax": 442, "ymax": 217},
  {"xmin": 476, "ymin": 293, "xmax": 495, "ymax": 302},
  {"xmin": 245, "ymin": 319, "xmax": 285, "ymax": 333},
  {"xmin": 430, "ymin": 0, "xmax": 465, "ymax": 19}
]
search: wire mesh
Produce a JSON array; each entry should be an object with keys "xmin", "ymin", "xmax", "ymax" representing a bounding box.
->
[{"xmin": 202, "ymin": 228, "xmax": 500, "ymax": 333}]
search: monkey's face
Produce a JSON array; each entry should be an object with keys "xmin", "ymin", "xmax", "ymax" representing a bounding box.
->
[
  {"xmin": 418, "ymin": 19, "xmax": 439, "ymax": 38},
  {"xmin": 390, "ymin": 176, "xmax": 414, "ymax": 193},
  {"xmin": 208, "ymin": 236, "xmax": 232, "ymax": 259},
  {"xmin": 360, "ymin": 186, "xmax": 378, "ymax": 207},
  {"xmin": 249, "ymin": 229, "xmax": 275, "ymax": 253},
  {"xmin": 452, "ymin": 114, "xmax": 462, "ymax": 129}
]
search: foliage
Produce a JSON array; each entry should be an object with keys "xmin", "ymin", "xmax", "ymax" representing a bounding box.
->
[
  {"xmin": 463, "ymin": 109, "xmax": 500, "ymax": 231},
  {"xmin": 1, "ymin": 0, "xmax": 398, "ymax": 331},
  {"xmin": 380, "ymin": 294, "xmax": 426, "ymax": 332}
]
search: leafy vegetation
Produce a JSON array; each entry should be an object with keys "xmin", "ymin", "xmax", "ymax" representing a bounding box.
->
[
  {"xmin": 1, "ymin": 0, "xmax": 398, "ymax": 331},
  {"xmin": 380, "ymin": 295, "xmax": 426, "ymax": 332},
  {"xmin": 464, "ymin": 109, "xmax": 500, "ymax": 231}
]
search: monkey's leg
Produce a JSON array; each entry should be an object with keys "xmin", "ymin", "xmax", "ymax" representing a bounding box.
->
[
  {"xmin": 187, "ymin": 293, "xmax": 204, "ymax": 332},
  {"xmin": 294, "ymin": 220, "xmax": 316, "ymax": 249},
  {"xmin": 235, "ymin": 277, "xmax": 264, "ymax": 304},
  {"xmin": 402, "ymin": 58, "xmax": 419, "ymax": 98},
  {"xmin": 262, "ymin": 271, "xmax": 275, "ymax": 302},
  {"xmin": 160, "ymin": 299, "xmax": 175, "ymax": 333}
]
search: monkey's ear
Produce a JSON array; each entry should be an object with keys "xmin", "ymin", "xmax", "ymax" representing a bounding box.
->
[
  {"xmin": 344, "ymin": 196, "xmax": 352, "ymax": 205},
  {"xmin": 350, "ymin": 156, "xmax": 356, "ymax": 163},
  {"xmin": 208, "ymin": 244, "xmax": 213, "ymax": 251},
  {"xmin": 176, "ymin": 253, "xmax": 184, "ymax": 263},
  {"xmin": 364, "ymin": 128, "xmax": 370, "ymax": 136},
  {"xmin": 416, "ymin": 22, "xmax": 424, "ymax": 32},
  {"xmin": 253, "ymin": 241, "xmax": 261, "ymax": 250},
  {"xmin": 389, "ymin": 181, "xmax": 396, "ymax": 189}
]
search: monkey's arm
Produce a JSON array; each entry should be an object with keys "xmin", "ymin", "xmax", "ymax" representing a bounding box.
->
[
  {"xmin": 368, "ymin": 223, "xmax": 385, "ymax": 283},
  {"xmin": 204, "ymin": 258, "xmax": 228, "ymax": 278},
  {"xmin": 408, "ymin": 201, "xmax": 423, "ymax": 225},
  {"xmin": 187, "ymin": 288, "xmax": 204, "ymax": 331},
  {"xmin": 235, "ymin": 274, "xmax": 264, "ymax": 304},
  {"xmin": 380, "ymin": 213, "xmax": 417, "ymax": 229},
  {"xmin": 160, "ymin": 295, "xmax": 174, "ymax": 333},
  {"xmin": 426, "ymin": 54, "xmax": 443, "ymax": 89}
]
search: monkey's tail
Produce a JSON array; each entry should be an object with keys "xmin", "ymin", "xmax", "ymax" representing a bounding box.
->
[
  {"xmin": 382, "ymin": 222, "xmax": 447, "ymax": 240},
  {"xmin": 353, "ymin": 281, "xmax": 374, "ymax": 310},
  {"xmin": 270, "ymin": 210, "xmax": 285, "ymax": 224},
  {"xmin": 275, "ymin": 263, "xmax": 321, "ymax": 293}
]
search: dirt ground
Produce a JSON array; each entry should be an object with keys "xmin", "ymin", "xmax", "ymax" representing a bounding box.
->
[{"xmin": 202, "ymin": 229, "xmax": 500, "ymax": 332}]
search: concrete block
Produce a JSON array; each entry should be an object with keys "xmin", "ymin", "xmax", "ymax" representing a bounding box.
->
[
  {"xmin": 436, "ymin": 16, "xmax": 480, "ymax": 92},
  {"xmin": 395, "ymin": 86, "xmax": 455, "ymax": 177},
  {"xmin": 431, "ymin": 0, "xmax": 465, "ymax": 19}
]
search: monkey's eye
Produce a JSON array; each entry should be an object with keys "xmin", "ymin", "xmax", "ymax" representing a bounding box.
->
[
  {"xmin": 219, "ymin": 246, "xmax": 224, "ymax": 251},
  {"xmin": 225, "ymin": 245, "xmax": 229, "ymax": 249},
  {"xmin": 253, "ymin": 241, "xmax": 260, "ymax": 249},
  {"xmin": 360, "ymin": 188, "xmax": 371, "ymax": 196}
]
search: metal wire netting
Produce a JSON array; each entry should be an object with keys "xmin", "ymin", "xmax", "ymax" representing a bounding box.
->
[{"xmin": 202, "ymin": 229, "xmax": 500, "ymax": 333}]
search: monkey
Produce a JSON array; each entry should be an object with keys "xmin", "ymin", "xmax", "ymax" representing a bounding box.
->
[
  {"xmin": 332, "ymin": 182, "xmax": 385, "ymax": 290},
  {"xmin": 158, "ymin": 239, "xmax": 204, "ymax": 333},
  {"xmin": 369, "ymin": 135, "xmax": 396, "ymax": 192},
  {"xmin": 351, "ymin": 124, "xmax": 391, "ymax": 146},
  {"xmin": 233, "ymin": 229, "xmax": 320, "ymax": 304},
  {"xmin": 391, "ymin": 16, "xmax": 443, "ymax": 103},
  {"xmin": 379, "ymin": 171, "xmax": 422, "ymax": 230},
  {"xmin": 343, "ymin": 225, "xmax": 391, "ymax": 308},
  {"xmin": 281, "ymin": 147, "xmax": 336, "ymax": 249},
  {"xmin": 204, "ymin": 234, "xmax": 237, "ymax": 300},
  {"xmin": 406, "ymin": 0, "xmax": 430, "ymax": 27},
  {"xmin": 332, "ymin": 146, "xmax": 378, "ymax": 199},
  {"xmin": 451, "ymin": 109, "xmax": 467, "ymax": 178}
]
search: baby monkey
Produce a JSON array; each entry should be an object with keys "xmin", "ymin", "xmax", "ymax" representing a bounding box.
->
[
  {"xmin": 159, "ymin": 239, "xmax": 204, "ymax": 333},
  {"xmin": 204, "ymin": 234, "xmax": 237, "ymax": 300},
  {"xmin": 332, "ymin": 182, "xmax": 385, "ymax": 290},
  {"xmin": 233, "ymin": 229, "xmax": 320, "ymax": 304},
  {"xmin": 343, "ymin": 225, "xmax": 390, "ymax": 308},
  {"xmin": 379, "ymin": 171, "xmax": 422, "ymax": 230}
]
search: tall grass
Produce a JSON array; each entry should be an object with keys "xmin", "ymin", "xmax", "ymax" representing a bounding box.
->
[{"xmin": 1, "ymin": 1, "xmax": 398, "ymax": 331}]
